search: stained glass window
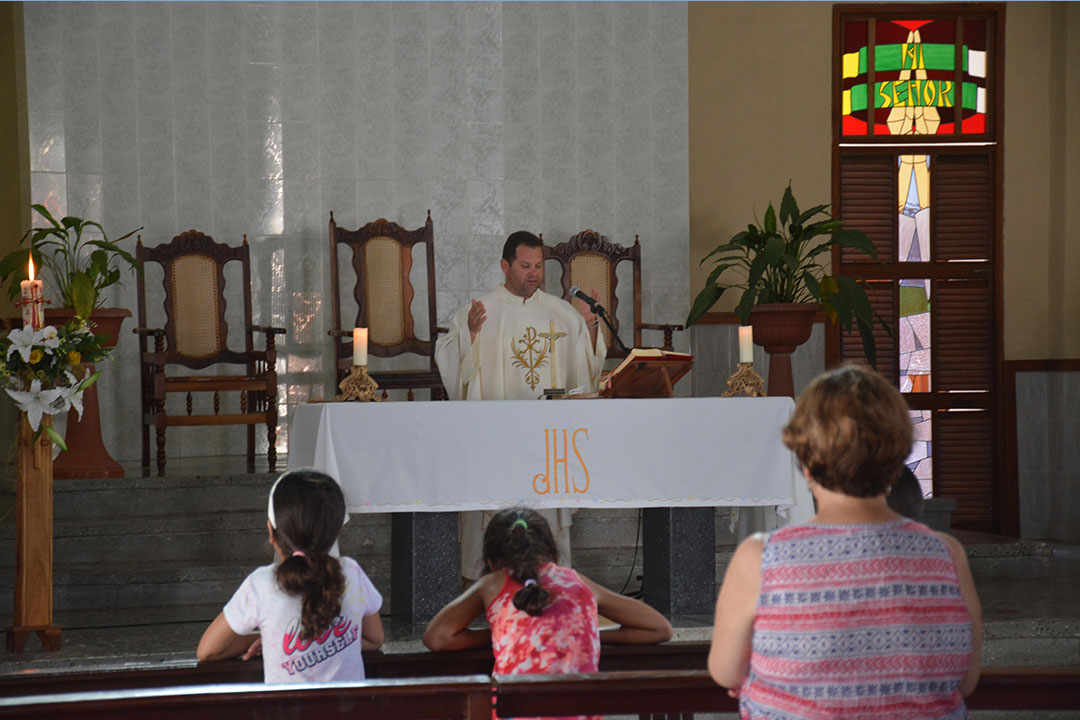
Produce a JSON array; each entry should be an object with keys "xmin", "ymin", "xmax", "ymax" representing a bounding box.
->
[
  {"xmin": 834, "ymin": 6, "xmax": 1002, "ymax": 531},
  {"xmin": 841, "ymin": 18, "xmax": 989, "ymax": 136},
  {"xmin": 907, "ymin": 410, "xmax": 933, "ymax": 497},
  {"xmin": 898, "ymin": 154, "xmax": 931, "ymax": 396}
]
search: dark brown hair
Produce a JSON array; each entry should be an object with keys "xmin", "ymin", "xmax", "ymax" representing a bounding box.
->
[
  {"xmin": 782, "ymin": 364, "xmax": 913, "ymax": 498},
  {"xmin": 270, "ymin": 469, "xmax": 347, "ymax": 641},
  {"xmin": 887, "ymin": 466, "xmax": 925, "ymax": 520},
  {"xmin": 502, "ymin": 231, "xmax": 543, "ymax": 263},
  {"xmin": 483, "ymin": 507, "xmax": 558, "ymax": 616}
]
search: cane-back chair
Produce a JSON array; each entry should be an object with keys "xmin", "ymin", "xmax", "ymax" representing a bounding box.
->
[
  {"xmin": 543, "ymin": 230, "xmax": 683, "ymax": 360},
  {"xmin": 134, "ymin": 230, "xmax": 285, "ymax": 474},
  {"xmin": 328, "ymin": 211, "xmax": 445, "ymax": 400}
]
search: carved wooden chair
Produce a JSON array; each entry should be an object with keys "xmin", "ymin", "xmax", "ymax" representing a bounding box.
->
[
  {"xmin": 134, "ymin": 230, "xmax": 285, "ymax": 474},
  {"xmin": 543, "ymin": 230, "xmax": 683, "ymax": 359},
  {"xmin": 328, "ymin": 211, "xmax": 445, "ymax": 400}
]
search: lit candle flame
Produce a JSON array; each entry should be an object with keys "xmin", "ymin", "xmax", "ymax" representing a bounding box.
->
[{"xmin": 27, "ymin": 255, "xmax": 35, "ymax": 282}]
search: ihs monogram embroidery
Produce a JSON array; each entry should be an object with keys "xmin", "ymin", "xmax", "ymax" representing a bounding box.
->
[{"xmin": 509, "ymin": 326, "xmax": 549, "ymax": 391}]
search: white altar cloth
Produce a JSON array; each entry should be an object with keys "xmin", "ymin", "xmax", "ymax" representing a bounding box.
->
[{"xmin": 287, "ymin": 397, "xmax": 812, "ymax": 520}]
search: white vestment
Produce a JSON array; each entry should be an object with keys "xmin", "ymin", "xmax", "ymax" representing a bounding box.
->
[{"xmin": 435, "ymin": 284, "xmax": 607, "ymax": 579}]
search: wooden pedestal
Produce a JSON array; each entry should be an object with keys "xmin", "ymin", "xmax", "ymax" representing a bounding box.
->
[{"xmin": 6, "ymin": 415, "xmax": 62, "ymax": 652}]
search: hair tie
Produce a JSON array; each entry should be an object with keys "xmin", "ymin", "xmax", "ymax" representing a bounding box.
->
[
  {"xmin": 523, "ymin": 578, "xmax": 536, "ymax": 587},
  {"xmin": 512, "ymin": 519, "xmax": 528, "ymax": 530},
  {"xmin": 291, "ymin": 550, "xmax": 306, "ymax": 558}
]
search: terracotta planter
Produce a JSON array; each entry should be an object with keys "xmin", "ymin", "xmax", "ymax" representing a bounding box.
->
[
  {"xmin": 44, "ymin": 307, "xmax": 131, "ymax": 479},
  {"xmin": 748, "ymin": 303, "xmax": 819, "ymax": 398}
]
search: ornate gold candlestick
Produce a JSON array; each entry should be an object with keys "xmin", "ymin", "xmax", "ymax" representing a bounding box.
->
[
  {"xmin": 335, "ymin": 365, "xmax": 381, "ymax": 402},
  {"xmin": 721, "ymin": 362, "xmax": 766, "ymax": 398}
]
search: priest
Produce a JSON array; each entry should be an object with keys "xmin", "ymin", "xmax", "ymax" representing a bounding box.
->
[{"xmin": 435, "ymin": 230, "xmax": 607, "ymax": 581}]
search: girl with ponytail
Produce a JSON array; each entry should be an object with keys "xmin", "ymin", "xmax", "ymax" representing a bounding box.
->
[
  {"xmin": 424, "ymin": 507, "xmax": 671, "ymax": 704},
  {"xmin": 197, "ymin": 469, "xmax": 384, "ymax": 683}
]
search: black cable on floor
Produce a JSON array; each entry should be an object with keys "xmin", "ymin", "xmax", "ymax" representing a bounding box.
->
[{"xmin": 619, "ymin": 508, "xmax": 643, "ymax": 596}]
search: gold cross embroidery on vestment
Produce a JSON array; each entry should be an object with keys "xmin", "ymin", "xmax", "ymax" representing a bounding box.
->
[
  {"xmin": 509, "ymin": 326, "xmax": 549, "ymax": 391},
  {"xmin": 537, "ymin": 320, "xmax": 568, "ymax": 390}
]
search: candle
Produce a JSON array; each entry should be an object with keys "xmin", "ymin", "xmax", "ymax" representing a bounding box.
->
[
  {"xmin": 20, "ymin": 256, "xmax": 44, "ymax": 330},
  {"xmin": 738, "ymin": 325, "xmax": 754, "ymax": 363},
  {"xmin": 353, "ymin": 327, "xmax": 368, "ymax": 366}
]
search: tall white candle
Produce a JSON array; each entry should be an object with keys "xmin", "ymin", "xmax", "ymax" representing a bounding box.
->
[
  {"xmin": 353, "ymin": 327, "xmax": 368, "ymax": 366},
  {"xmin": 20, "ymin": 256, "xmax": 44, "ymax": 330},
  {"xmin": 738, "ymin": 325, "xmax": 754, "ymax": 363}
]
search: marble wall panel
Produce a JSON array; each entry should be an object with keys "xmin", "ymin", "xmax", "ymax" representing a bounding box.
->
[
  {"xmin": 174, "ymin": 118, "xmax": 211, "ymax": 179},
  {"xmin": 24, "ymin": 1, "xmax": 689, "ymax": 462},
  {"xmin": 1047, "ymin": 471, "xmax": 1080, "ymax": 543},
  {"xmin": 65, "ymin": 174, "xmax": 103, "ymax": 223},
  {"xmin": 137, "ymin": 118, "xmax": 175, "ymax": 178},
  {"xmin": 503, "ymin": 179, "xmax": 541, "ymax": 235},
  {"xmin": 25, "ymin": 52, "xmax": 64, "ymax": 114},
  {"xmin": 1019, "ymin": 471, "xmax": 1050, "ymax": 539},
  {"xmin": 29, "ymin": 112, "xmax": 65, "ymax": 173},
  {"xmin": 691, "ymin": 322, "xmax": 825, "ymax": 401},
  {"xmin": 1014, "ymin": 371, "xmax": 1079, "ymax": 542}
]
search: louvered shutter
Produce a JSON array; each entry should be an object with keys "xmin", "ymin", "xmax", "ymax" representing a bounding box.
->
[
  {"xmin": 835, "ymin": 151, "xmax": 997, "ymax": 532},
  {"xmin": 932, "ymin": 155, "xmax": 993, "ymax": 261},
  {"xmin": 839, "ymin": 280, "xmax": 897, "ymax": 381},
  {"xmin": 934, "ymin": 409, "xmax": 994, "ymax": 528},
  {"xmin": 838, "ymin": 155, "xmax": 896, "ymax": 263}
]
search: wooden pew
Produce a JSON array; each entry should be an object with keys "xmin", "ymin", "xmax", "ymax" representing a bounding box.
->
[
  {"xmin": 495, "ymin": 668, "xmax": 1080, "ymax": 717},
  {"xmin": 0, "ymin": 675, "xmax": 493, "ymax": 720},
  {"xmin": 496, "ymin": 669, "xmax": 737, "ymax": 717},
  {"xmin": 0, "ymin": 642, "xmax": 711, "ymax": 698},
  {"xmin": 1, "ymin": 667, "xmax": 1078, "ymax": 718}
]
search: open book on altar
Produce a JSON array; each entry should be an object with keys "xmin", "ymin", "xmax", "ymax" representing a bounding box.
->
[{"xmin": 599, "ymin": 348, "xmax": 694, "ymax": 398}]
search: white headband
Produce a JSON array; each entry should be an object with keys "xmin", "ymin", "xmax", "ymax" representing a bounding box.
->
[
  {"xmin": 267, "ymin": 473, "xmax": 349, "ymax": 530},
  {"xmin": 267, "ymin": 474, "xmax": 285, "ymax": 529}
]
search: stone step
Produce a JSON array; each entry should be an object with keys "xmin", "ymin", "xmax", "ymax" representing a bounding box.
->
[
  {"xmin": 0, "ymin": 511, "xmax": 393, "ymax": 567},
  {"xmin": 0, "ymin": 558, "xmax": 394, "ymax": 625},
  {"xmin": 43, "ymin": 473, "xmax": 278, "ymax": 521},
  {"xmin": 981, "ymin": 617, "xmax": 1080, "ymax": 667},
  {"xmin": 954, "ymin": 530, "xmax": 1052, "ymax": 579}
]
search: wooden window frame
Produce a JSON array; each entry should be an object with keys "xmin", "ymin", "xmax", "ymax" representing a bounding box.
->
[{"xmin": 829, "ymin": 4, "xmax": 1012, "ymax": 533}]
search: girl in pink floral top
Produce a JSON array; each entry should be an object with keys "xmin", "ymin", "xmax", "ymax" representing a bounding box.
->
[{"xmin": 425, "ymin": 508, "xmax": 672, "ymax": 719}]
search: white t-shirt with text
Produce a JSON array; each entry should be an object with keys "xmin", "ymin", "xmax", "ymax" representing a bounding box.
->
[{"xmin": 223, "ymin": 555, "xmax": 382, "ymax": 684}]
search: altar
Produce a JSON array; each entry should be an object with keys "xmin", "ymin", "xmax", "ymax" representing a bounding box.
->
[{"xmin": 288, "ymin": 397, "xmax": 813, "ymax": 620}]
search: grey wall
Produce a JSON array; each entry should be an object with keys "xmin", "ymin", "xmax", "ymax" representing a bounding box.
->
[
  {"xmin": 22, "ymin": 1, "xmax": 690, "ymax": 463},
  {"xmin": 1016, "ymin": 371, "xmax": 1080, "ymax": 542},
  {"xmin": 690, "ymin": 322, "xmax": 825, "ymax": 400}
]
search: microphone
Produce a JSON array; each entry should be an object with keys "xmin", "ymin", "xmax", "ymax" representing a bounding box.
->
[
  {"xmin": 570, "ymin": 285, "xmax": 629, "ymax": 354},
  {"xmin": 569, "ymin": 285, "xmax": 607, "ymax": 316}
]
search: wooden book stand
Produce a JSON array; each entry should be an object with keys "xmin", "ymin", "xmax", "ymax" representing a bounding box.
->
[{"xmin": 599, "ymin": 349, "xmax": 694, "ymax": 398}]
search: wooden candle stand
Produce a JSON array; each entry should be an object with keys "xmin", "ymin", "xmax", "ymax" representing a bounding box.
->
[{"xmin": 6, "ymin": 415, "xmax": 62, "ymax": 652}]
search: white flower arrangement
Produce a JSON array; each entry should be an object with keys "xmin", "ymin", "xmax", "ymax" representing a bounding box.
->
[{"xmin": 1, "ymin": 321, "xmax": 109, "ymax": 450}]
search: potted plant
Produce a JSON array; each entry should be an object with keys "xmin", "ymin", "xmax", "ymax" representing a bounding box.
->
[
  {"xmin": 686, "ymin": 183, "xmax": 882, "ymax": 370},
  {"xmin": 0, "ymin": 204, "xmax": 142, "ymax": 478},
  {"xmin": 0, "ymin": 204, "xmax": 141, "ymax": 321}
]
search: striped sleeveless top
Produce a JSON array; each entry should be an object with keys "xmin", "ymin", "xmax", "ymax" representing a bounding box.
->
[{"xmin": 740, "ymin": 519, "xmax": 973, "ymax": 720}]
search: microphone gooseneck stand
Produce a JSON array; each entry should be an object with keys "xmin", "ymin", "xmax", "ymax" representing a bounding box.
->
[{"xmin": 595, "ymin": 306, "xmax": 630, "ymax": 355}]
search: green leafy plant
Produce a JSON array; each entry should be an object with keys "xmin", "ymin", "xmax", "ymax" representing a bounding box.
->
[
  {"xmin": 0, "ymin": 204, "xmax": 141, "ymax": 320},
  {"xmin": 1, "ymin": 320, "xmax": 110, "ymax": 450},
  {"xmin": 685, "ymin": 183, "xmax": 883, "ymax": 366}
]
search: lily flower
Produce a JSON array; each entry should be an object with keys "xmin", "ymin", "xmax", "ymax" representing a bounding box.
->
[
  {"xmin": 39, "ymin": 325, "xmax": 60, "ymax": 349},
  {"xmin": 5, "ymin": 326, "xmax": 42, "ymax": 363},
  {"xmin": 55, "ymin": 371, "xmax": 85, "ymax": 420},
  {"xmin": 6, "ymin": 379, "xmax": 63, "ymax": 431}
]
